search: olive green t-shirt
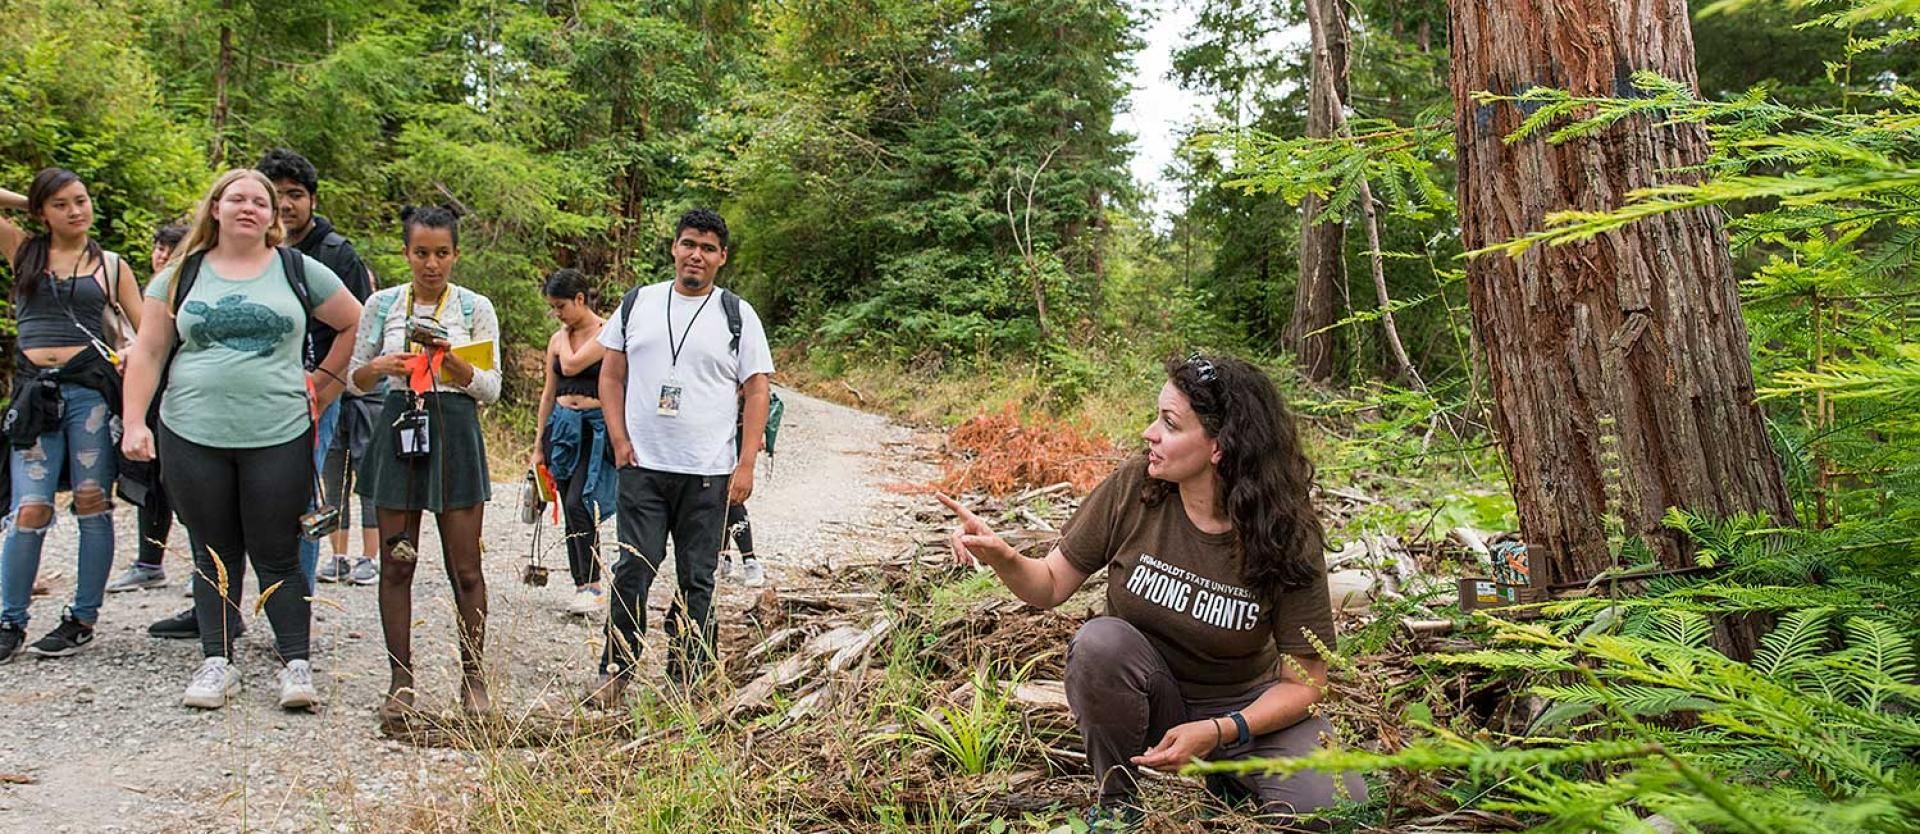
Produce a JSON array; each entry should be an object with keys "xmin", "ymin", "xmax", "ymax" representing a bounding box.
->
[
  {"xmin": 1060, "ymin": 456, "xmax": 1336, "ymax": 700},
  {"xmin": 147, "ymin": 252, "xmax": 344, "ymax": 448}
]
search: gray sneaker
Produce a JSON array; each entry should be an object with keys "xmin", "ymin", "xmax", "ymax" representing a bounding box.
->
[
  {"xmin": 315, "ymin": 556, "xmax": 351, "ymax": 584},
  {"xmin": 739, "ymin": 559, "xmax": 766, "ymax": 588},
  {"xmin": 348, "ymin": 558, "xmax": 379, "ymax": 586},
  {"xmin": 106, "ymin": 564, "xmax": 168, "ymax": 593}
]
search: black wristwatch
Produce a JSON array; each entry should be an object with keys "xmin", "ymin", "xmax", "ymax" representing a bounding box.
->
[{"xmin": 1225, "ymin": 711, "xmax": 1252, "ymax": 749}]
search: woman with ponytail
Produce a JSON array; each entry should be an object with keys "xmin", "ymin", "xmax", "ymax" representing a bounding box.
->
[
  {"xmin": 939, "ymin": 354, "xmax": 1366, "ymax": 830},
  {"xmin": 0, "ymin": 168, "xmax": 145, "ymax": 662}
]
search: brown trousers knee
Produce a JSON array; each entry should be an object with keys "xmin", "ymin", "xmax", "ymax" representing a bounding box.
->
[{"xmin": 1064, "ymin": 616, "xmax": 1368, "ymax": 823}]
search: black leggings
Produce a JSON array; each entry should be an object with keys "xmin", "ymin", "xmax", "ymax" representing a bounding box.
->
[
  {"xmin": 726, "ymin": 502, "xmax": 754, "ymax": 559},
  {"xmin": 159, "ymin": 426, "xmax": 313, "ymax": 663},
  {"xmin": 555, "ymin": 465, "xmax": 602, "ymax": 588},
  {"xmin": 135, "ymin": 480, "xmax": 174, "ymax": 568}
]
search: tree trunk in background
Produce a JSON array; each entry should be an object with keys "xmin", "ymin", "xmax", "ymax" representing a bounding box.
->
[
  {"xmin": 1289, "ymin": 0, "xmax": 1350, "ymax": 382},
  {"xmin": 210, "ymin": 0, "xmax": 233, "ymax": 167},
  {"xmin": 1448, "ymin": 0, "xmax": 1795, "ymax": 649}
]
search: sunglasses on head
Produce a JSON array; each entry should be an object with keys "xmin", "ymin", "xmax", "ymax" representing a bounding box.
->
[{"xmin": 1186, "ymin": 352, "xmax": 1218, "ymax": 385}]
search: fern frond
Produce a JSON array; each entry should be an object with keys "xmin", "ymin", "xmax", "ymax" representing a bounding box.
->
[{"xmin": 1753, "ymin": 608, "xmax": 1835, "ymax": 676}]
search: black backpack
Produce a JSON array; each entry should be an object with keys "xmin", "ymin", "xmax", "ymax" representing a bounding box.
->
[
  {"xmin": 163, "ymin": 246, "xmax": 317, "ymax": 372},
  {"xmin": 115, "ymin": 247, "xmax": 318, "ymax": 507},
  {"xmin": 616, "ymin": 285, "xmax": 784, "ymax": 455}
]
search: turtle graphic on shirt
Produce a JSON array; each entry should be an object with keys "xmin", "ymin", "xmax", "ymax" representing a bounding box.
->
[{"xmin": 184, "ymin": 294, "xmax": 295, "ymax": 356}]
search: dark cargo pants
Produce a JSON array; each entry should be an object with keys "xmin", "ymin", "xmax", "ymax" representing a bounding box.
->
[
  {"xmin": 1065, "ymin": 616, "xmax": 1368, "ymax": 824},
  {"xmin": 600, "ymin": 465, "xmax": 728, "ymax": 685}
]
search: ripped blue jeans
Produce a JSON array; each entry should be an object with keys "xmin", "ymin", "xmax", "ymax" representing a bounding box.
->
[{"xmin": 0, "ymin": 383, "xmax": 117, "ymax": 626}]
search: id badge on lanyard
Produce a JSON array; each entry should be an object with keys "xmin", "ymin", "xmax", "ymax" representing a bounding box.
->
[
  {"xmin": 657, "ymin": 376, "xmax": 684, "ymax": 418},
  {"xmin": 660, "ymin": 288, "xmax": 714, "ymax": 419}
]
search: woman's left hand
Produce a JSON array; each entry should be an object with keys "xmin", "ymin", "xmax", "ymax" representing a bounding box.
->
[{"xmin": 1130, "ymin": 719, "xmax": 1222, "ymax": 770}]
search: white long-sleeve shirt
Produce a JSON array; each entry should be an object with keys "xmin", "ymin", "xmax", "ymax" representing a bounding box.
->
[{"xmin": 347, "ymin": 283, "xmax": 502, "ymax": 404}]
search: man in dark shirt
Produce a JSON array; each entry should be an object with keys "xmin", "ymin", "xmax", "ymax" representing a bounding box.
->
[{"xmin": 258, "ymin": 149, "xmax": 378, "ymax": 591}]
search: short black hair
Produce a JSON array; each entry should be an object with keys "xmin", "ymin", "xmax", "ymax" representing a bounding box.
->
[
  {"xmin": 400, "ymin": 204, "xmax": 461, "ymax": 247},
  {"xmin": 152, "ymin": 222, "xmax": 188, "ymax": 249},
  {"xmin": 674, "ymin": 208, "xmax": 729, "ymax": 250},
  {"xmin": 256, "ymin": 148, "xmax": 319, "ymax": 194}
]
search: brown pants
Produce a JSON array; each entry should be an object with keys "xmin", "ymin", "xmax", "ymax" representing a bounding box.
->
[{"xmin": 1065, "ymin": 617, "xmax": 1368, "ymax": 822}]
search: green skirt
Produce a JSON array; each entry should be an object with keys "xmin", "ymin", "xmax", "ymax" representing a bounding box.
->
[{"xmin": 356, "ymin": 390, "xmax": 492, "ymax": 512}]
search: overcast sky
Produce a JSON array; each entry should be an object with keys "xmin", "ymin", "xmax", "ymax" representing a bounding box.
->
[
  {"xmin": 1121, "ymin": 2, "xmax": 1306, "ymax": 223},
  {"xmin": 1121, "ymin": 0, "xmax": 1213, "ymax": 221}
]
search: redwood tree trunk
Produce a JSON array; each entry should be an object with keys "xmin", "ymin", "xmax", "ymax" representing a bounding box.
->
[
  {"xmin": 1288, "ymin": 0, "xmax": 1350, "ymax": 382},
  {"xmin": 1448, "ymin": 1, "xmax": 1794, "ymax": 589}
]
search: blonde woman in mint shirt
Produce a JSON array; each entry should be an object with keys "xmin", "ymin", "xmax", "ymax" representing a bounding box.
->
[{"xmin": 121, "ymin": 169, "xmax": 363, "ymax": 711}]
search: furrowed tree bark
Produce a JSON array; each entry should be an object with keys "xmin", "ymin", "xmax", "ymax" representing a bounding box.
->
[
  {"xmin": 1288, "ymin": 0, "xmax": 1350, "ymax": 382},
  {"xmin": 1448, "ymin": 1, "xmax": 1795, "ymax": 617}
]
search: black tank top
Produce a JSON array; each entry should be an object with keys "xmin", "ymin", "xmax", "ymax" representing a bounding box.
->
[
  {"xmin": 554, "ymin": 355, "xmax": 601, "ymax": 399},
  {"xmin": 15, "ymin": 271, "xmax": 109, "ymax": 349}
]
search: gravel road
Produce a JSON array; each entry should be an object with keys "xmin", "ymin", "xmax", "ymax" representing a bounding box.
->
[{"xmin": 0, "ymin": 385, "xmax": 935, "ymax": 833}]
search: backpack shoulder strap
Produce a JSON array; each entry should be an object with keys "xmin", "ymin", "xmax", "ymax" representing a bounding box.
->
[
  {"xmin": 95, "ymin": 250, "xmax": 125, "ymax": 310},
  {"xmin": 616, "ymin": 286, "xmax": 643, "ymax": 346},
  {"xmin": 278, "ymin": 247, "xmax": 315, "ymax": 318},
  {"xmin": 720, "ymin": 288, "xmax": 742, "ymax": 354},
  {"xmin": 169, "ymin": 251, "xmax": 208, "ymax": 315}
]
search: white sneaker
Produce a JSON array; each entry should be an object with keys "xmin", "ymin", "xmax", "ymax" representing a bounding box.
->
[
  {"xmin": 278, "ymin": 659, "xmax": 318, "ymax": 710},
  {"xmin": 717, "ymin": 556, "xmax": 734, "ymax": 582},
  {"xmin": 740, "ymin": 559, "xmax": 766, "ymax": 588},
  {"xmin": 183, "ymin": 657, "xmax": 240, "ymax": 709},
  {"xmin": 567, "ymin": 587, "xmax": 605, "ymax": 616}
]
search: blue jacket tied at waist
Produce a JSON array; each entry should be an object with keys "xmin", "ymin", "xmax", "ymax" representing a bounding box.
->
[{"xmin": 543, "ymin": 406, "xmax": 615, "ymax": 522}]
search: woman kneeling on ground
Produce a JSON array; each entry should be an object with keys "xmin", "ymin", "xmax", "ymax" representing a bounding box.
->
[
  {"xmin": 349, "ymin": 205, "xmax": 501, "ymax": 723},
  {"xmin": 122, "ymin": 169, "xmax": 363, "ymax": 709},
  {"xmin": 939, "ymin": 354, "xmax": 1366, "ymax": 831}
]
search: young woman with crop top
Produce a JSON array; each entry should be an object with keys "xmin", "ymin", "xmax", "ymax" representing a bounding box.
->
[
  {"xmin": 0, "ymin": 168, "xmax": 146, "ymax": 663},
  {"xmin": 530, "ymin": 268, "xmax": 614, "ymax": 617}
]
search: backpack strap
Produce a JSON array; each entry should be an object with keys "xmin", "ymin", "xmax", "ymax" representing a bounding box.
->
[
  {"xmin": 168, "ymin": 251, "xmax": 207, "ymax": 315},
  {"xmin": 153, "ymin": 249, "xmax": 210, "ymax": 414},
  {"xmin": 277, "ymin": 247, "xmax": 318, "ymax": 367},
  {"xmin": 277, "ymin": 247, "xmax": 315, "ymax": 319},
  {"xmin": 95, "ymin": 250, "xmax": 120, "ymax": 298},
  {"xmin": 96, "ymin": 250, "xmax": 128, "ymax": 320},
  {"xmin": 720, "ymin": 288, "xmax": 742, "ymax": 354},
  {"xmin": 615, "ymin": 286, "xmax": 643, "ymax": 348}
]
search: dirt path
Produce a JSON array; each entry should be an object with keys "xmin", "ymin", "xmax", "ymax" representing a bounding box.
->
[{"xmin": 0, "ymin": 385, "xmax": 935, "ymax": 833}]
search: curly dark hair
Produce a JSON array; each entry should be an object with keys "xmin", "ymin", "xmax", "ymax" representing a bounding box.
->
[
  {"xmin": 1143, "ymin": 353, "xmax": 1325, "ymax": 600},
  {"xmin": 255, "ymin": 148, "xmax": 319, "ymax": 193},
  {"xmin": 674, "ymin": 208, "xmax": 729, "ymax": 250}
]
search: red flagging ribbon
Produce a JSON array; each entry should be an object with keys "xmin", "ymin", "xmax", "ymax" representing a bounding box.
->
[{"xmin": 405, "ymin": 348, "xmax": 447, "ymax": 395}]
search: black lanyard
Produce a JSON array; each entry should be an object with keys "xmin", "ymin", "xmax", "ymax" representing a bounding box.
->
[{"xmin": 666, "ymin": 288, "xmax": 714, "ymax": 369}]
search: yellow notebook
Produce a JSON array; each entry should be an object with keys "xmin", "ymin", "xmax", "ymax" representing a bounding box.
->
[{"xmin": 442, "ymin": 340, "xmax": 496, "ymax": 381}]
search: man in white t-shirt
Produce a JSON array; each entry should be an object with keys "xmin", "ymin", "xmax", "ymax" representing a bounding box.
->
[{"xmin": 588, "ymin": 209, "xmax": 774, "ymax": 705}]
